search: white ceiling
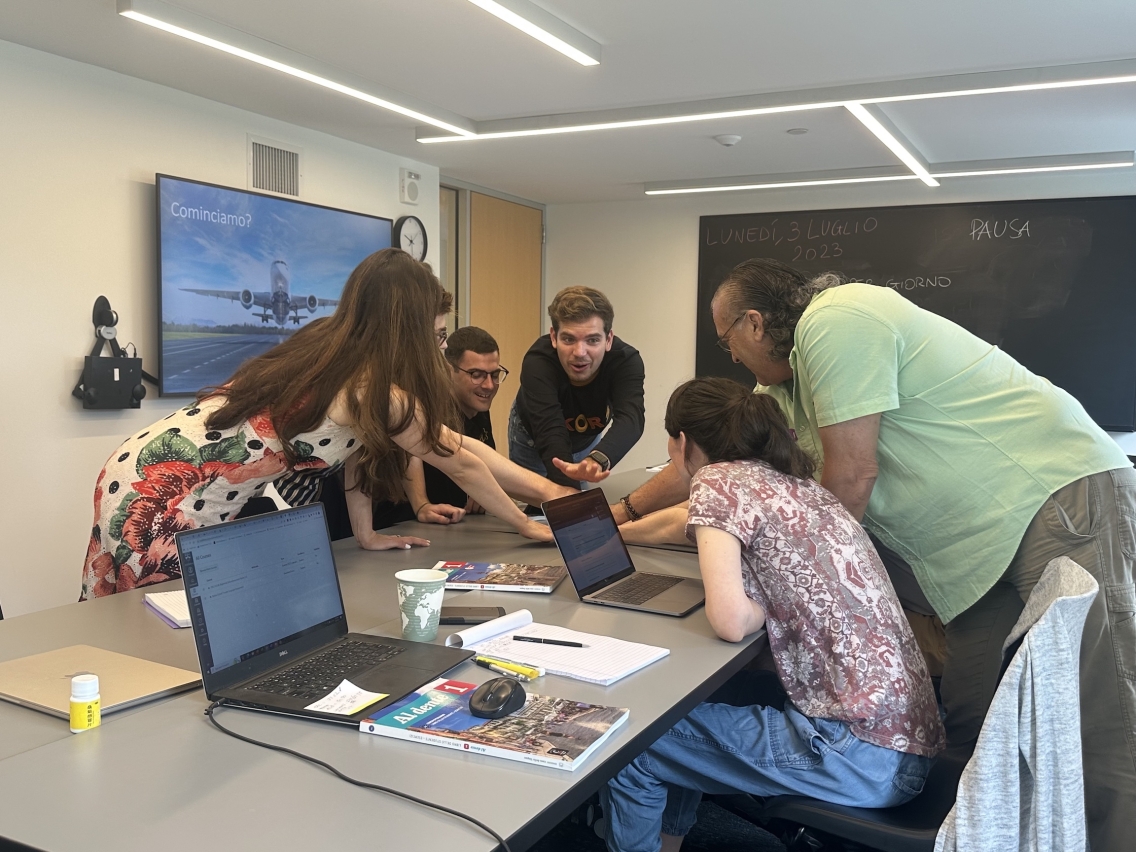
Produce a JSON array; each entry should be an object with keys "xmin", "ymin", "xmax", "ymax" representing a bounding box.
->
[{"xmin": 3, "ymin": 0, "xmax": 1136, "ymax": 203}]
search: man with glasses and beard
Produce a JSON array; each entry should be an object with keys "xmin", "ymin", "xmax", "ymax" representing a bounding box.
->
[{"xmin": 403, "ymin": 326, "xmax": 510, "ymax": 522}]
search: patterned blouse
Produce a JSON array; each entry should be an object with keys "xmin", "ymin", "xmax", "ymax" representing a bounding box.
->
[
  {"xmin": 81, "ymin": 397, "xmax": 360, "ymax": 600},
  {"xmin": 687, "ymin": 460, "xmax": 945, "ymax": 758}
]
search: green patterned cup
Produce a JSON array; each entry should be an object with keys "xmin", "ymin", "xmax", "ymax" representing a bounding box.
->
[{"xmin": 395, "ymin": 569, "xmax": 448, "ymax": 642}]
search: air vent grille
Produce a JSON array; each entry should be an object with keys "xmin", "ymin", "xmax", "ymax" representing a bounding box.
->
[{"xmin": 250, "ymin": 141, "xmax": 300, "ymax": 196}]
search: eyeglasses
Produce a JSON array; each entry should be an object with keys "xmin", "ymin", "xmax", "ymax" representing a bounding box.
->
[
  {"xmin": 435, "ymin": 328, "xmax": 448, "ymax": 345},
  {"xmin": 454, "ymin": 365, "xmax": 510, "ymax": 384},
  {"xmin": 715, "ymin": 313, "xmax": 747, "ymax": 353}
]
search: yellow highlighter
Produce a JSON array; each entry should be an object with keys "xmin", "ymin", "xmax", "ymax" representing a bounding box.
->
[{"xmin": 475, "ymin": 656, "xmax": 543, "ymax": 679}]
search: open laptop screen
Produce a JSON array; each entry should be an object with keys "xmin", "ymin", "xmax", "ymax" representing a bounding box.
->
[
  {"xmin": 544, "ymin": 490, "xmax": 636, "ymax": 596},
  {"xmin": 178, "ymin": 504, "xmax": 345, "ymax": 680}
]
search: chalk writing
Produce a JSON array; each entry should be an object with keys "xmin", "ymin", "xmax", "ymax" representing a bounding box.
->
[
  {"xmin": 970, "ymin": 219, "xmax": 1030, "ymax": 240},
  {"xmin": 703, "ymin": 216, "xmax": 877, "ymax": 246},
  {"xmin": 877, "ymin": 275, "xmax": 952, "ymax": 291},
  {"xmin": 792, "ymin": 242, "xmax": 843, "ymax": 261}
]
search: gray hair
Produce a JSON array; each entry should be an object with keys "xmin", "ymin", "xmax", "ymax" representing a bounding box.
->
[{"xmin": 714, "ymin": 260, "xmax": 844, "ymax": 361}]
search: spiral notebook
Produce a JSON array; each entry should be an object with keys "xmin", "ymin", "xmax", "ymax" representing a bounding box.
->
[{"xmin": 444, "ymin": 609, "xmax": 669, "ymax": 686}]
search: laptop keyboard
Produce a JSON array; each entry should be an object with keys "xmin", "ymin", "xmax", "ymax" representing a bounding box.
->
[
  {"xmin": 592, "ymin": 573, "xmax": 684, "ymax": 606},
  {"xmin": 250, "ymin": 640, "xmax": 404, "ymax": 701}
]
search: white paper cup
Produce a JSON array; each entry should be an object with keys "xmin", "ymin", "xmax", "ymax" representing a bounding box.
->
[{"xmin": 395, "ymin": 568, "xmax": 447, "ymax": 642}]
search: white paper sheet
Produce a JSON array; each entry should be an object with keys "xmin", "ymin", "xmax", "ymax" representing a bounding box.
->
[
  {"xmin": 465, "ymin": 623, "xmax": 669, "ymax": 686},
  {"xmin": 444, "ymin": 609, "xmax": 533, "ymax": 648}
]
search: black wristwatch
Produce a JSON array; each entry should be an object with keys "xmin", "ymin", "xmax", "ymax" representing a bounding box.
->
[{"xmin": 586, "ymin": 450, "xmax": 611, "ymax": 471}]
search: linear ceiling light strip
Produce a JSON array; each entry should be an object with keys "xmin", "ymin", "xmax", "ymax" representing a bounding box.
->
[
  {"xmin": 844, "ymin": 103, "xmax": 938, "ymax": 187},
  {"xmin": 416, "ymin": 70, "xmax": 1136, "ymax": 143},
  {"xmin": 417, "ymin": 101, "xmax": 848, "ymax": 142},
  {"xmin": 644, "ymin": 174, "xmax": 920, "ymax": 196},
  {"xmin": 464, "ymin": 0, "xmax": 601, "ymax": 66},
  {"xmin": 117, "ymin": 1, "xmax": 475, "ymax": 137},
  {"xmin": 644, "ymin": 159, "xmax": 1133, "ymax": 196}
]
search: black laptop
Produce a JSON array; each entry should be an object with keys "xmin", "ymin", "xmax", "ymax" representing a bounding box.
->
[
  {"xmin": 175, "ymin": 503, "xmax": 472, "ymax": 726},
  {"xmin": 542, "ymin": 489, "xmax": 705, "ymax": 617}
]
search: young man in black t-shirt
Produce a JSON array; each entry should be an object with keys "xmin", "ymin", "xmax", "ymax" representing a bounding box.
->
[
  {"xmin": 509, "ymin": 287, "xmax": 645, "ymax": 488},
  {"xmin": 401, "ymin": 326, "xmax": 508, "ymax": 523}
]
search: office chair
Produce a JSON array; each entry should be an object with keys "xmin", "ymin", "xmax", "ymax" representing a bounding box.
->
[{"xmin": 721, "ymin": 557, "xmax": 1095, "ymax": 852}]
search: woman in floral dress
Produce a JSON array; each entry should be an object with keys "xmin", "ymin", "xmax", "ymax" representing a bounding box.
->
[{"xmin": 82, "ymin": 248, "xmax": 578, "ymax": 599}]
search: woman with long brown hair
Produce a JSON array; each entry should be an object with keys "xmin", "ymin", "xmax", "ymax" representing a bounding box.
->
[{"xmin": 81, "ymin": 248, "xmax": 582, "ymax": 599}]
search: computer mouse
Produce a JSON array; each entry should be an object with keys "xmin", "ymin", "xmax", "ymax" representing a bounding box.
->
[{"xmin": 468, "ymin": 676, "xmax": 527, "ymax": 720}]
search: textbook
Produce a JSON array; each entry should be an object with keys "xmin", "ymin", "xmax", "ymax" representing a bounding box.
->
[
  {"xmin": 434, "ymin": 560, "xmax": 567, "ymax": 594},
  {"xmin": 360, "ymin": 677, "xmax": 628, "ymax": 772}
]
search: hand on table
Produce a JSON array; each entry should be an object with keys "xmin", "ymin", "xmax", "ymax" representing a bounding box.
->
[
  {"xmin": 356, "ymin": 530, "xmax": 431, "ymax": 551},
  {"xmin": 416, "ymin": 502, "xmax": 466, "ymax": 525},
  {"xmin": 463, "ymin": 498, "xmax": 486, "ymax": 515},
  {"xmin": 517, "ymin": 519, "xmax": 554, "ymax": 542}
]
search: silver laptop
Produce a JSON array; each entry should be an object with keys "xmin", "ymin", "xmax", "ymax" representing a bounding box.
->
[
  {"xmin": 542, "ymin": 489, "xmax": 704, "ymax": 617},
  {"xmin": 175, "ymin": 503, "xmax": 472, "ymax": 726}
]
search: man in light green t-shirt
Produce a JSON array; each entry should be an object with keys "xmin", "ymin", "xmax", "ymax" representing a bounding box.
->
[{"xmin": 614, "ymin": 258, "xmax": 1135, "ymax": 852}]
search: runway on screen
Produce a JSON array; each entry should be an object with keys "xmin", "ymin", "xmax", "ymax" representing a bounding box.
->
[{"xmin": 161, "ymin": 334, "xmax": 287, "ymax": 395}]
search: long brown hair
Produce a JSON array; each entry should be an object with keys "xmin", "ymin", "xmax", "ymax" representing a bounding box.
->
[
  {"xmin": 664, "ymin": 377, "xmax": 815, "ymax": 480},
  {"xmin": 203, "ymin": 248, "xmax": 456, "ymax": 500}
]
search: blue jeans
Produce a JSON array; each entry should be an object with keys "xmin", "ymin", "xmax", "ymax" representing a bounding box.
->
[
  {"xmin": 507, "ymin": 399, "xmax": 602, "ymax": 483},
  {"xmin": 602, "ymin": 701, "xmax": 932, "ymax": 852}
]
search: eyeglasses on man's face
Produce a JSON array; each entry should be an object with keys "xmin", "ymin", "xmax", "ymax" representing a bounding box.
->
[
  {"xmin": 435, "ymin": 327, "xmax": 449, "ymax": 345},
  {"xmin": 716, "ymin": 312, "xmax": 747, "ymax": 353},
  {"xmin": 454, "ymin": 365, "xmax": 509, "ymax": 384}
]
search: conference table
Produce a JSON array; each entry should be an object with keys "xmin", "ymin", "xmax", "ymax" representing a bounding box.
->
[{"xmin": 0, "ymin": 489, "xmax": 764, "ymax": 851}]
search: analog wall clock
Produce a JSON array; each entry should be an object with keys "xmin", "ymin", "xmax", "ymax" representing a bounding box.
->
[{"xmin": 393, "ymin": 215, "xmax": 428, "ymax": 261}]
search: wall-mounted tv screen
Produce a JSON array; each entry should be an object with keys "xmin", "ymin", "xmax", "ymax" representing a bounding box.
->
[{"xmin": 157, "ymin": 174, "xmax": 392, "ymax": 396}]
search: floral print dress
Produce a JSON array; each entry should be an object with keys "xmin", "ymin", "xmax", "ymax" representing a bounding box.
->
[{"xmin": 81, "ymin": 397, "xmax": 360, "ymax": 600}]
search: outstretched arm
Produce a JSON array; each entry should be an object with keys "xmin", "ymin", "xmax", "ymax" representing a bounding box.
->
[
  {"xmin": 402, "ymin": 456, "xmax": 466, "ymax": 525},
  {"xmin": 609, "ymin": 462, "xmax": 690, "ymax": 525},
  {"xmin": 616, "ymin": 503, "xmax": 690, "ymax": 545},
  {"xmin": 389, "ymin": 391, "xmax": 550, "ymax": 542},
  {"xmin": 460, "ymin": 438, "xmax": 600, "ymax": 506},
  {"xmin": 343, "ymin": 454, "xmax": 430, "ymax": 550}
]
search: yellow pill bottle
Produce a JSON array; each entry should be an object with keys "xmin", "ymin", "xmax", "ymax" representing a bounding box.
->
[{"xmin": 69, "ymin": 674, "xmax": 101, "ymax": 733}]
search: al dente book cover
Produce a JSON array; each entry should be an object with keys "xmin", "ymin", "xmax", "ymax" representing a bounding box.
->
[
  {"xmin": 434, "ymin": 561, "xmax": 568, "ymax": 593},
  {"xmin": 361, "ymin": 678, "xmax": 628, "ymax": 771}
]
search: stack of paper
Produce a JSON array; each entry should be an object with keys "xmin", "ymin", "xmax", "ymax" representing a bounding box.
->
[
  {"xmin": 445, "ymin": 609, "xmax": 669, "ymax": 686},
  {"xmin": 143, "ymin": 590, "xmax": 190, "ymax": 628}
]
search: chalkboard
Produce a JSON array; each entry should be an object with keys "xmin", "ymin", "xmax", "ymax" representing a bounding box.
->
[{"xmin": 696, "ymin": 196, "xmax": 1136, "ymax": 431}]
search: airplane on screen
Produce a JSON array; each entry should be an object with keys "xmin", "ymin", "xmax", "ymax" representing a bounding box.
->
[{"xmin": 181, "ymin": 260, "xmax": 338, "ymax": 326}]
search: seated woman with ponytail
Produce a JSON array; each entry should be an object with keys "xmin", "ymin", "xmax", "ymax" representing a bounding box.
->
[{"xmin": 602, "ymin": 377, "xmax": 943, "ymax": 852}]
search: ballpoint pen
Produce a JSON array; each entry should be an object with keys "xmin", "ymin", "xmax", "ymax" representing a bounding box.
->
[{"xmin": 513, "ymin": 636, "xmax": 585, "ymax": 648}]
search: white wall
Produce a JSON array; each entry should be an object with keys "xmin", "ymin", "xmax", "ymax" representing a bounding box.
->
[
  {"xmin": 545, "ymin": 172, "xmax": 1136, "ymax": 472},
  {"xmin": 0, "ymin": 40, "xmax": 439, "ymax": 617}
]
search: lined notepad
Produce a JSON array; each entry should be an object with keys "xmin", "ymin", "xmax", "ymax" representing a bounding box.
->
[
  {"xmin": 466, "ymin": 623, "xmax": 669, "ymax": 686},
  {"xmin": 144, "ymin": 590, "xmax": 191, "ymax": 628}
]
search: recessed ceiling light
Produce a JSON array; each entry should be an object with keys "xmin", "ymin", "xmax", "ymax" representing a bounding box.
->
[
  {"xmin": 463, "ymin": 0, "xmax": 601, "ymax": 66},
  {"xmin": 786, "ymin": 128, "xmax": 809, "ymax": 135},
  {"xmin": 714, "ymin": 134, "xmax": 742, "ymax": 147}
]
